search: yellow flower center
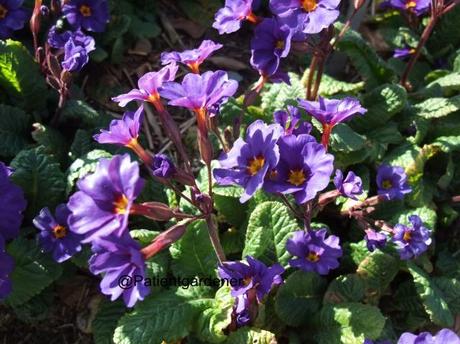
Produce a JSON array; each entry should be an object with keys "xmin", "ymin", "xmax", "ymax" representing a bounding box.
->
[
  {"xmin": 409, "ymin": 48, "xmax": 416, "ymax": 54},
  {"xmin": 405, "ymin": 0, "xmax": 417, "ymax": 8},
  {"xmin": 243, "ymin": 277, "xmax": 252, "ymax": 286},
  {"xmin": 301, "ymin": 0, "xmax": 318, "ymax": 12},
  {"xmin": 288, "ymin": 169, "xmax": 306, "ymax": 186},
  {"xmin": 79, "ymin": 4, "xmax": 92, "ymax": 17},
  {"xmin": 53, "ymin": 225, "xmax": 67, "ymax": 239},
  {"xmin": 275, "ymin": 40, "xmax": 285, "ymax": 50},
  {"xmin": 113, "ymin": 194, "xmax": 129, "ymax": 214},
  {"xmin": 382, "ymin": 180, "xmax": 393, "ymax": 189},
  {"xmin": 403, "ymin": 230, "xmax": 412, "ymax": 242},
  {"xmin": 247, "ymin": 156, "xmax": 265, "ymax": 176},
  {"xmin": 0, "ymin": 5, "xmax": 8, "ymax": 19},
  {"xmin": 307, "ymin": 251, "xmax": 320, "ymax": 262}
]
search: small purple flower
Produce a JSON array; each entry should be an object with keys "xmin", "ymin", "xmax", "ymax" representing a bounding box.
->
[
  {"xmin": 376, "ymin": 164, "xmax": 412, "ymax": 201},
  {"xmin": 333, "ymin": 169, "xmax": 363, "ymax": 200},
  {"xmin": 161, "ymin": 40, "xmax": 223, "ymax": 73},
  {"xmin": 94, "ymin": 108, "xmax": 143, "ymax": 147},
  {"xmin": 89, "ymin": 234, "xmax": 150, "ymax": 307},
  {"xmin": 398, "ymin": 329, "xmax": 460, "ymax": 344},
  {"xmin": 250, "ymin": 18, "xmax": 292, "ymax": 77},
  {"xmin": 286, "ymin": 229, "xmax": 342, "ymax": 275},
  {"xmin": 389, "ymin": 0, "xmax": 430, "ymax": 16},
  {"xmin": 218, "ymin": 256, "xmax": 284, "ymax": 302},
  {"xmin": 393, "ymin": 47, "xmax": 416, "ymax": 59},
  {"xmin": 112, "ymin": 64, "xmax": 179, "ymax": 108},
  {"xmin": 152, "ymin": 154, "xmax": 176, "ymax": 178},
  {"xmin": 33, "ymin": 204, "xmax": 83, "ymax": 263},
  {"xmin": 392, "ymin": 215, "xmax": 431, "ymax": 260},
  {"xmin": 0, "ymin": 235, "xmax": 14, "ymax": 300},
  {"xmin": 213, "ymin": 120, "xmax": 282, "ymax": 203},
  {"xmin": 0, "ymin": 161, "xmax": 27, "ymax": 241},
  {"xmin": 68, "ymin": 154, "xmax": 144, "ymax": 243},
  {"xmin": 62, "ymin": 0, "xmax": 109, "ymax": 32},
  {"xmin": 213, "ymin": 0, "xmax": 259, "ymax": 34},
  {"xmin": 264, "ymin": 134, "xmax": 334, "ymax": 204},
  {"xmin": 273, "ymin": 105, "xmax": 312, "ymax": 136},
  {"xmin": 61, "ymin": 32, "xmax": 96, "ymax": 72},
  {"xmin": 0, "ymin": 0, "xmax": 28, "ymax": 39},
  {"xmin": 365, "ymin": 229, "xmax": 387, "ymax": 252},
  {"xmin": 269, "ymin": 0, "xmax": 341, "ymax": 34},
  {"xmin": 47, "ymin": 26, "xmax": 73, "ymax": 49}
]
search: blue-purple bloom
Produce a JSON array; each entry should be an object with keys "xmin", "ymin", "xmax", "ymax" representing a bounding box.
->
[
  {"xmin": 94, "ymin": 108, "xmax": 143, "ymax": 148},
  {"xmin": 376, "ymin": 164, "xmax": 412, "ymax": 200},
  {"xmin": 392, "ymin": 215, "xmax": 431, "ymax": 260},
  {"xmin": 0, "ymin": 235, "xmax": 14, "ymax": 300},
  {"xmin": 333, "ymin": 169, "xmax": 363, "ymax": 200},
  {"xmin": 393, "ymin": 47, "xmax": 416, "ymax": 59},
  {"xmin": 270, "ymin": 0, "xmax": 341, "ymax": 34},
  {"xmin": 218, "ymin": 256, "xmax": 284, "ymax": 302},
  {"xmin": 286, "ymin": 229, "xmax": 342, "ymax": 275},
  {"xmin": 33, "ymin": 204, "xmax": 83, "ymax": 263},
  {"xmin": 68, "ymin": 154, "xmax": 144, "ymax": 243},
  {"xmin": 152, "ymin": 154, "xmax": 176, "ymax": 178},
  {"xmin": 250, "ymin": 18, "xmax": 292, "ymax": 77},
  {"xmin": 389, "ymin": 0, "xmax": 430, "ymax": 15},
  {"xmin": 398, "ymin": 329, "xmax": 460, "ymax": 344},
  {"xmin": 234, "ymin": 294, "xmax": 251, "ymax": 327},
  {"xmin": 161, "ymin": 40, "xmax": 223, "ymax": 73},
  {"xmin": 273, "ymin": 105, "xmax": 312, "ymax": 136},
  {"xmin": 61, "ymin": 31, "xmax": 96, "ymax": 72},
  {"xmin": 264, "ymin": 134, "xmax": 334, "ymax": 204},
  {"xmin": 62, "ymin": 0, "xmax": 109, "ymax": 32},
  {"xmin": 89, "ymin": 234, "xmax": 150, "ymax": 307},
  {"xmin": 0, "ymin": 161, "xmax": 26, "ymax": 241},
  {"xmin": 0, "ymin": 0, "xmax": 28, "ymax": 39},
  {"xmin": 213, "ymin": 120, "xmax": 282, "ymax": 203},
  {"xmin": 365, "ymin": 229, "xmax": 387, "ymax": 252},
  {"xmin": 213, "ymin": 0, "xmax": 259, "ymax": 34}
]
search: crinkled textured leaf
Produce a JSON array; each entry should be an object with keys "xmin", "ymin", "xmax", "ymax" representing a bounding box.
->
[
  {"xmin": 224, "ymin": 327, "xmax": 277, "ymax": 344},
  {"xmin": 31, "ymin": 123, "xmax": 68, "ymax": 164},
  {"xmin": 300, "ymin": 69, "xmax": 364, "ymax": 97},
  {"xmin": 261, "ymin": 73, "xmax": 304, "ymax": 116},
  {"xmin": 431, "ymin": 135, "xmax": 460, "ymax": 153},
  {"xmin": 413, "ymin": 96, "xmax": 460, "ymax": 119},
  {"xmin": 93, "ymin": 300, "xmax": 126, "ymax": 344},
  {"xmin": 330, "ymin": 124, "xmax": 367, "ymax": 153},
  {"xmin": 324, "ymin": 274, "xmax": 365, "ymax": 305},
  {"xmin": 423, "ymin": 72, "xmax": 460, "ymax": 96},
  {"xmin": 60, "ymin": 100, "xmax": 101, "ymax": 126},
  {"xmin": 0, "ymin": 104, "xmax": 31, "ymax": 157}
]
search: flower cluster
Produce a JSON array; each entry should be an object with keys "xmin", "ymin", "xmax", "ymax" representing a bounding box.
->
[
  {"xmin": 0, "ymin": 0, "xmax": 28, "ymax": 39},
  {"xmin": 366, "ymin": 328, "xmax": 460, "ymax": 344}
]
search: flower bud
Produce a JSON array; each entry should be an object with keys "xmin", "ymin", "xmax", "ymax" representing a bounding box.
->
[
  {"xmin": 140, "ymin": 223, "xmax": 187, "ymax": 259},
  {"xmin": 132, "ymin": 202, "xmax": 176, "ymax": 221}
]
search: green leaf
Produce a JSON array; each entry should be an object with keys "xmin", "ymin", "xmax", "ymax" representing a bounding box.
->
[
  {"xmin": 423, "ymin": 72, "xmax": 460, "ymax": 96},
  {"xmin": 315, "ymin": 303, "xmax": 386, "ymax": 343},
  {"xmin": 177, "ymin": 0, "xmax": 221, "ymax": 26},
  {"xmin": 393, "ymin": 206, "xmax": 437, "ymax": 231},
  {"xmin": 275, "ymin": 271, "xmax": 327, "ymax": 326},
  {"xmin": 130, "ymin": 229, "xmax": 159, "ymax": 247},
  {"xmin": 413, "ymin": 95, "xmax": 460, "ymax": 119},
  {"xmin": 261, "ymin": 73, "xmax": 305, "ymax": 116},
  {"xmin": 93, "ymin": 300, "xmax": 126, "ymax": 344},
  {"xmin": 60, "ymin": 100, "xmax": 101, "ymax": 126},
  {"xmin": 31, "ymin": 123, "xmax": 68, "ymax": 164},
  {"xmin": 0, "ymin": 104, "xmax": 31, "ymax": 157},
  {"xmin": 214, "ymin": 194, "xmax": 248, "ymax": 228},
  {"xmin": 224, "ymin": 328, "xmax": 277, "ymax": 344},
  {"xmin": 11, "ymin": 147, "xmax": 66, "ymax": 218},
  {"xmin": 431, "ymin": 135, "xmax": 460, "ymax": 153},
  {"xmin": 0, "ymin": 40, "xmax": 48, "ymax": 112},
  {"xmin": 330, "ymin": 124, "xmax": 367, "ymax": 153},
  {"xmin": 6, "ymin": 238, "xmax": 62, "ymax": 307},
  {"xmin": 408, "ymin": 262, "xmax": 454, "ymax": 327},
  {"xmin": 324, "ymin": 274, "xmax": 365, "ymax": 305},
  {"xmin": 433, "ymin": 277, "xmax": 460, "ymax": 314},
  {"xmin": 300, "ymin": 69, "xmax": 365, "ymax": 97},
  {"xmin": 170, "ymin": 220, "xmax": 218, "ymax": 278},
  {"xmin": 243, "ymin": 201, "xmax": 300, "ymax": 266}
]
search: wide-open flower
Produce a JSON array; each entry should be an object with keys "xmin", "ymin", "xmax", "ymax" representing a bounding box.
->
[
  {"xmin": 398, "ymin": 329, "xmax": 460, "ymax": 344},
  {"xmin": 62, "ymin": 0, "xmax": 109, "ymax": 32},
  {"xmin": 274, "ymin": 105, "xmax": 312, "ymax": 136},
  {"xmin": 0, "ymin": 235, "xmax": 14, "ymax": 300},
  {"xmin": 376, "ymin": 164, "xmax": 412, "ymax": 200},
  {"xmin": 250, "ymin": 18, "xmax": 293, "ymax": 77},
  {"xmin": 213, "ymin": 0, "xmax": 259, "ymax": 34},
  {"xmin": 264, "ymin": 134, "xmax": 334, "ymax": 204},
  {"xmin": 68, "ymin": 154, "xmax": 144, "ymax": 243},
  {"xmin": 112, "ymin": 64, "xmax": 178, "ymax": 110},
  {"xmin": 393, "ymin": 47, "xmax": 416, "ymax": 59},
  {"xmin": 214, "ymin": 120, "xmax": 282, "ymax": 202},
  {"xmin": 0, "ymin": 161, "xmax": 26, "ymax": 240},
  {"xmin": 33, "ymin": 204, "xmax": 83, "ymax": 263},
  {"xmin": 270, "ymin": 0, "xmax": 340, "ymax": 34},
  {"xmin": 392, "ymin": 215, "xmax": 431, "ymax": 260},
  {"xmin": 161, "ymin": 40, "xmax": 223, "ymax": 73},
  {"xmin": 333, "ymin": 169, "xmax": 363, "ymax": 200},
  {"xmin": 89, "ymin": 234, "xmax": 150, "ymax": 307},
  {"xmin": 365, "ymin": 229, "xmax": 387, "ymax": 252},
  {"xmin": 62, "ymin": 32, "xmax": 96, "ymax": 72},
  {"xmin": 218, "ymin": 255, "xmax": 284, "ymax": 302},
  {"xmin": 286, "ymin": 229, "xmax": 342, "ymax": 275},
  {"xmin": 389, "ymin": 0, "xmax": 430, "ymax": 15},
  {"xmin": 0, "ymin": 0, "xmax": 28, "ymax": 39},
  {"xmin": 94, "ymin": 108, "xmax": 143, "ymax": 147}
]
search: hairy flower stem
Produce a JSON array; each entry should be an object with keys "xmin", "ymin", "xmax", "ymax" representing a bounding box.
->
[
  {"xmin": 306, "ymin": 55, "xmax": 319, "ymax": 100},
  {"xmin": 280, "ymin": 194, "xmax": 303, "ymax": 219},
  {"xmin": 303, "ymin": 201, "xmax": 313, "ymax": 231},
  {"xmin": 206, "ymin": 215, "xmax": 226, "ymax": 264}
]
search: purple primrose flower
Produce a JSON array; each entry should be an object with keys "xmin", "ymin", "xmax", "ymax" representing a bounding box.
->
[
  {"xmin": 94, "ymin": 108, "xmax": 143, "ymax": 147},
  {"xmin": 89, "ymin": 234, "xmax": 150, "ymax": 307},
  {"xmin": 0, "ymin": 0, "xmax": 28, "ymax": 39},
  {"xmin": 273, "ymin": 105, "xmax": 312, "ymax": 136},
  {"xmin": 333, "ymin": 169, "xmax": 363, "ymax": 200},
  {"xmin": 286, "ymin": 229, "xmax": 342, "ymax": 275},
  {"xmin": 152, "ymin": 154, "xmax": 176, "ymax": 178},
  {"xmin": 393, "ymin": 47, "xmax": 416, "ymax": 59},
  {"xmin": 62, "ymin": 0, "xmax": 109, "ymax": 32},
  {"xmin": 161, "ymin": 40, "xmax": 223, "ymax": 73},
  {"xmin": 68, "ymin": 154, "xmax": 144, "ymax": 243},
  {"xmin": 398, "ymin": 328, "xmax": 460, "ymax": 344},
  {"xmin": 392, "ymin": 215, "xmax": 431, "ymax": 260},
  {"xmin": 213, "ymin": 0, "xmax": 260, "ymax": 34},
  {"xmin": 0, "ymin": 235, "xmax": 14, "ymax": 300},
  {"xmin": 33, "ymin": 204, "xmax": 83, "ymax": 263},
  {"xmin": 61, "ymin": 31, "xmax": 96, "ymax": 72},
  {"xmin": 213, "ymin": 120, "xmax": 282, "ymax": 203},
  {"xmin": 376, "ymin": 164, "xmax": 412, "ymax": 201},
  {"xmin": 365, "ymin": 229, "xmax": 387, "ymax": 252},
  {"xmin": 264, "ymin": 134, "xmax": 334, "ymax": 204},
  {"xmin": 389, "ymin": 0, "xmax": 430, "ymax": 15}
]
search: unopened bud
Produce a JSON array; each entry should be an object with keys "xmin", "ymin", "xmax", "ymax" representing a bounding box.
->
[
  {"xmin": 140, "ymin": 223, "xmax": 188, "ymax": 259},
  {"xmin": 354, "ymin": 0, "xmax": 365, "ymax": 10},
  {"xmin": 132, "ymin": 202, "xmax": 176, "ymax": 221}
]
